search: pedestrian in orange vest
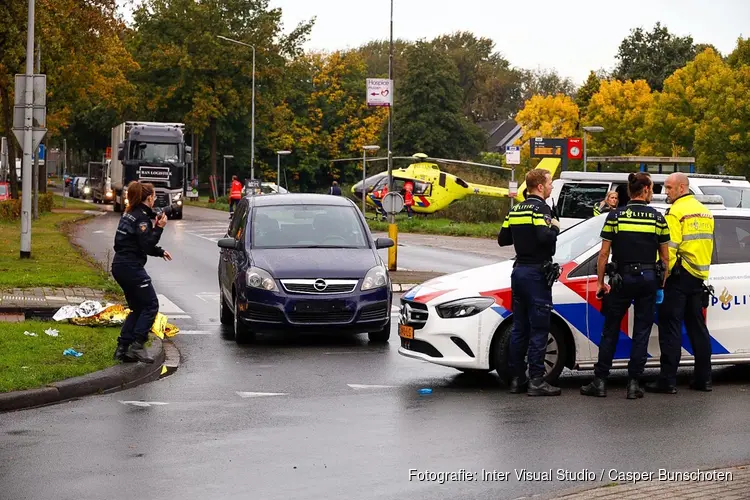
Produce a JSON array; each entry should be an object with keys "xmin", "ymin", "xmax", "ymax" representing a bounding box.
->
[{"xmin": 229, "ymin": 175, "xmax": 243, "ymax": 215}]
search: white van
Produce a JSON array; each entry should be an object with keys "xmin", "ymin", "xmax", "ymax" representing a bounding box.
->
[{"xmin": 550, "ymin": 171, "xmax": 750, "ymax": 229}]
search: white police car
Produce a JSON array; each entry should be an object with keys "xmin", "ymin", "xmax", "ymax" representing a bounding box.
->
[{"xmin": 398, "ymin": 195, "xmax": 750, "ymax": 383}]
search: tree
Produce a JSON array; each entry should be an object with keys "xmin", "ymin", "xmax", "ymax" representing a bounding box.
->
[
  {"xmin": 391, "ymin": 41, "xmax": 484, "ymax": 159},
  {"xmin": 520, "ymin": 68, "xmax": 577, "ymax": 101},
  {"xmin": 583, "ymin": 79, "xmax": 654, "ymax": 156},
  {"xmin": 575, "ymin": 71, "xmax": 602, "ymax": 115},
  {"xmin": 514, "ymin": 94, "xmax": 580, "ymax": 152},
  {"xmin": 727, "ymin": 36, "xmax": 750, "ymax": 69},
  {"xmin": 694, "ymin": 64, "xmax": 750, "ymax": 176},
  {"xmin": 614, "ymin": 22, "xmax": 697, "ymax": 91},
  {"xmin": 643, "ymin": 48, "xmax": 730, "ymax": 161}
]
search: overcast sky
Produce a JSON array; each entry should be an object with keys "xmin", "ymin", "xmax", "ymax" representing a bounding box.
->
[{"xmin": 120, "ymin": 0, "xmax": 749, "ymax": 84}]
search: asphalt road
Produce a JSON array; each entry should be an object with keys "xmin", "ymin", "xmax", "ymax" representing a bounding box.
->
[{"xmin": 2, "ymin": 203, "xmax": 750, "ymax": 500}]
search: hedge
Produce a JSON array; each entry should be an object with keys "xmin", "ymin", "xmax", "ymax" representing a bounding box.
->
[{"xmin": 0, "ymin": 193, "xmax": 54, "ymax": 221}]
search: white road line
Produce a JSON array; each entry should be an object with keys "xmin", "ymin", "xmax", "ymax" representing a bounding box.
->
[
  {"xmin": 119, "ymin": 401, "xmax": 169, "ymax": 407},
  {"xmin": 157, "ymin": 294, "xmax": 185, "ymax": 314},
  {"xmin": 347, "ymin": 384, "xmax": 398, "ymax": 390},
  {"xmin": 196, "ymin": 292, "xmax": 220, "ymax": 302},
  {"xmin": 236, "ymin": 392, "xmax": 289, "ymax": 398},
  {"xmin": 176, "ymin": 330, "xmax": 212, "ymax": 335},
  {"xmin": 164, "ymin": 314, "xmax": 192, "ymax": 319}
]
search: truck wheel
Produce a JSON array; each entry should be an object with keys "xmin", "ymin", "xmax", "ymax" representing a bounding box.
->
[{"xmin": 172, "ymin": 211, "xmax": 183, "ymax": 220}]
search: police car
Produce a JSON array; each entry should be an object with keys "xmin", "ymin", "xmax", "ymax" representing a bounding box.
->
[
  {"xmin": 398, "ymin": 194, "xmax": 750, "ymax": 383},
  {"xmin": 551, "ymin": 172, "xmax": 750, "ymax": 230}
]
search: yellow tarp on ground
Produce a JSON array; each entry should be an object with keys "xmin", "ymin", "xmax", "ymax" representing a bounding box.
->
[{"xmin": 69, "ymin": 304, "xmax": 180, "ymax": 339}]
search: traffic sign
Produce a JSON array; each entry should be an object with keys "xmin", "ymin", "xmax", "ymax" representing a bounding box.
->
[
  {"xmin": 567, "ymin": 138, "xmax": 583, "ymax": 160},
  {"xmin": 12, "ymin": 129, "xmax": 46, "ymax": 154},
  {"xmin": 38, "ymin": 144, "xmax": 45, "ymax": 160},
  {"xmin": 381, "ymin": 192, "xmax": 404, "ymax": 214},
  {"xmin": 14, "ymin": 74, "xmax": 46, "ymax": 106},
  {"xmin": 366, "ymin": 79, "xmax": 393, "ymax": 107},
  {"xmin": 509, "ymin": 181, "xmax": 518, "ymax": 198},
  {"xmin": 505, "ymin": 145, "xmax": 521, "ymax": 165},
  {"xmin": 12, "ymin": 73, "xmax": 47, "ymax": 153},
  {"xmin": 530, "ymin": 137, "xmax": 566, "ymax": 158}
]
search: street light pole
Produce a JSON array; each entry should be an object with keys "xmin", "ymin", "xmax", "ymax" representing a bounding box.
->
[
  {"xmin": 362, "ymin": 145, "xmax": 380, "ymax": 215},
  {"xmin": 386, "ymin": 0, "xmax": 398, "ymax": 271},
  {"xmin": 217, "ymin": 35, "xmax": 255, "ymax": 179},
  {"xmin": 276, "ymin": 150, "xmax": 291, "ymax": 191},
  {"xmin": 582, "ymin": 126, "xmax": 604, "ymax": 172},
  {"xmin": 20, "ymin": 0, "xmax": 35, "ymax": 258}
]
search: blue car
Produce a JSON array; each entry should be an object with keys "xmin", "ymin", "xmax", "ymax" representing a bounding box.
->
[{"xmin": 217, "ymin": 193, "xmax": 395, "ymax": 343}]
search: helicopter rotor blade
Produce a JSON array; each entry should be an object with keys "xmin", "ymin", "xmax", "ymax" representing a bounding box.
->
[{"xmin": 424, "ymin": 157, "xmax": 512, "ymax": 171}]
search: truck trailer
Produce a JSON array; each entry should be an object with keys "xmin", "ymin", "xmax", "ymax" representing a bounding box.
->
[{"xmin": 110, "ymin": 121, "xmax": 191, "ymax": 218}]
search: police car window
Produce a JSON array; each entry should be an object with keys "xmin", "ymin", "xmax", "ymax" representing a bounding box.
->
[
  {"xmin": 558, "ymin": 183, "xmax": 609, "ymax": 218},
  {"xmin": 713, "ymin": 217, "xmax": 750, "ymax": 265},
  {"xmin": 699, "ymin": 186, "xmax": 750, "ymax": 209}
]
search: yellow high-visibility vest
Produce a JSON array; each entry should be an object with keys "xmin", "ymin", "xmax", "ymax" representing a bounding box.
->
[{"xmin": 665, "ymin": 194, "xmax": 714, "ymax": 280}]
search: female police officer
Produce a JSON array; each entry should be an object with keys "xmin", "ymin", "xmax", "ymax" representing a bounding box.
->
[
  {"xmin": 580, "ymin": 172, "xmax": 670, "ymax": 399},
  {"xmin": 112, "ymin": 181, "xmax": 172, "ymax": 363}
]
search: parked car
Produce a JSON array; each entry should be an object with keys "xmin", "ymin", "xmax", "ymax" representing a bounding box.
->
[
  {"xmin": 398, "ymin": 194, "xmax": 750, "ymax": 384},
  {"xmin": 217, "ymin": 193, "xmax": 394, "ymax": 343},
  {"xmin": 0, "ymin": 182, "xmax": 10, "ymax": 201}
]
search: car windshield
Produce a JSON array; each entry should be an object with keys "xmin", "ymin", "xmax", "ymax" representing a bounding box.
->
[
  {"xmin": 552, "ymin": 214, "xmax": 607, "ymax": 264},
  {"xmin": 252, "ymin": 205, "xmax": 369, "ymax": 249},
  {"xmin": 0, "ymin": 185, "xmax": 6, "ymax": 195},
  {"xmin": 131, "ymin": 142, "xmax": 180, "ymax": 163},
  {"xmin": 699, "ymin": 186, "xmax": 750, "ymax": 208}
]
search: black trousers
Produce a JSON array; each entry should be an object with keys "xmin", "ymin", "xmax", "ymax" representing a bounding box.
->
[
  {"xmin": 111, "ymin": 262, "xmax": 159, "ymax": 346},
  {"xmin": 594, "ymin": 270, "xmax": 657, "ymax": 380},
  {"xmin": 509, "ymin": 264, "xmax": 553, "ymax": 380},
  {"xmin": 657, "ymin": 268, "xmax": 712, "ymax": 386}
]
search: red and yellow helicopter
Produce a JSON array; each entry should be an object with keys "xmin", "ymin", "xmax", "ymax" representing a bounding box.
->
[{"xmin": 350, "ymin": 153, "xmax": 562, "ymax": 215}]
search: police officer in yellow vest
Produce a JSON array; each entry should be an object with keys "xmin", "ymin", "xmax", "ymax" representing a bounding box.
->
[{"xmin": 646, "ymin": 173, "xmax": 715, "ymax": 394}]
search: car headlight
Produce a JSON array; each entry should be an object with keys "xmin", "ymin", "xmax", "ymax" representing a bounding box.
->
[
  {"xmin": 435, "ymin": 297, "xmax": 495, "ymax": 319},
  {"xmin": 172, "ymin": 192, "xmax": 182, "ymax": 200},
  {"xmin": 246, "ymin": 267, "xmax": 278, "ymax": 292},
  {"xmin": 106, "ymin": 191, "xmax": 112, "ymax": 197},
  {"xmin": 362, "ymin": 265, "xmax": 388, "ymax": 290},
  {"xmin": 84, "ymin": 187, "xmax": 91, "ymax": 194}
]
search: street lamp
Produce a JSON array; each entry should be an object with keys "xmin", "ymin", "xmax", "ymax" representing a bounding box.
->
[
  {"xmin": 223, "ymin": 154, "xmax": 234, "ymax": 196},
  {"xmin": 217, "ymin": 35, "xmax": 256, "ymax": 180},
  {"xmin": 582, "ymin": 126, "xmax": 604, "ymax": 172},
  {"xmin": 276, "ymin": 150, "xmax": 291, "ymax": 192},
  {"xmin": 362, "ymin": 145, "xmax": 380, "ymax": 215}
]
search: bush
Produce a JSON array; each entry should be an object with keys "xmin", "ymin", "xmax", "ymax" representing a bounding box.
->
[
  {"xmin": 440, "ymin": 196, "xmax": 510, "ymax": 223},
  {"xmin": 0, "ymin": 199, "xmax": 21, "ymax": 221},
  {"xmin": 40, "ymin": 192, "xmax": 53, "ymax": 213}
]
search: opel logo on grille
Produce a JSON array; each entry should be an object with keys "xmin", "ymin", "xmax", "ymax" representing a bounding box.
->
[{"xmin": 313, "ymin": 279, "xmax": 327, "ymax": 291}]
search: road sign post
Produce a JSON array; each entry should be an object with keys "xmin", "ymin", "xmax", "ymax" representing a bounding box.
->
[{"xmin": 505, "ymin": 146, "xmax": 521, "ymax": 205}]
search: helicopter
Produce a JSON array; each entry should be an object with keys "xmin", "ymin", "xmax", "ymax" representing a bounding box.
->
[{"xmin": 350, "ymin": 153, "xmax": 562, "ymax": 215}]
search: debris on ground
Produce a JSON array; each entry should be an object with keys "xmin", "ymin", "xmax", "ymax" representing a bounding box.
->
[
  {"xmin": 63, "ymin": 348, "xmax": 83, "ymax": 357},
  {"xmin": 53, "ymin": 301, "xmax": 179, "ymax": 339}
]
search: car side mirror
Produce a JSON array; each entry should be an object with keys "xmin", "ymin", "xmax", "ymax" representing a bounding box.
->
[
  {"xmin": 375, "ymin": 237, "xmax": 394, "ymax": 249},
  {"xmin": 217, "ymin": 238, "xmax": 240, "ymax": 250}
]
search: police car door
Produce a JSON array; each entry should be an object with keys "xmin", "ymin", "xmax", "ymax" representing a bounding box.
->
[
  {"xmin": 703, "ymin": 215, "xmax": 750, "ymax": 357},
  {"xmin": 554, "ymin": 182, "xmax": 611, "ymax": 230}
]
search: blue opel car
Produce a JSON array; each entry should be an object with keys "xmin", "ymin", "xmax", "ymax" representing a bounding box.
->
[{"xmin": 217, "ymin": 193, "xmax": 395, "ymax": 343}]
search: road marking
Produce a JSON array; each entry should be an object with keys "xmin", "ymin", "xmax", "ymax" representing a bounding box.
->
[
  {"xmin": 157, "ymin": 294, "xmax": 185, "ymax": 314},
  {"xmin": 236, "ymin": 391, "xmax": 288, "ymax": 398},
  {"xmin": 176, "ymin": 330, "xmax": 212, "ymax": 335},
  {"xmin": 164, "ymin": 314, "xmax": 192, "ymax": 319},
  {"xmin": 347, "ymin": 384, "xmax": 398, "ymax": 390},
  {"xmin": 93, "ymin": 230, "xmax": 104, "ymax": 234},
  {"xmin": 196, "ymin": 292, "xmax": 220, "ymax": 302},
  {"xmin": 119, "ymin": 401, "xmax": 169, "ymax": 407},
  {"xmin": 391, "ymin": 305, "xmax": 400, "ymax": 314}
]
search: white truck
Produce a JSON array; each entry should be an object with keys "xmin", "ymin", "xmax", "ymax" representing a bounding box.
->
[{"xmin": 110, "ymin": 121, "xmax": 191, "ymax": 219}]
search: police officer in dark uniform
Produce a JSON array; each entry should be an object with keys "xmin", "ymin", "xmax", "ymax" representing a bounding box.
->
[
  {"xmin": 581, "ymin": 172, "xmax": 670, "ymax": 399},
  {"xmin": 112, "ymin": 181, "xmax": 172, "ymax": 363},
  {"xmin": 498, "ymin": 168, "xmax": 561, "ymax": 396}
]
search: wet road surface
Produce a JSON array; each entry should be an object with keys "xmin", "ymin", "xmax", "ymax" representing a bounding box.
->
[{"xmin": 2, "ymin": 204, "xmax": 749, "ymax": 500}]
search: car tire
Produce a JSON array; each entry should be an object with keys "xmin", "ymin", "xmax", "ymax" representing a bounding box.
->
[
  {"xmin": 172, "ymin": 211, "xmax": 183, "ymax": 220},
  {"xmin": 368, "ymin": 318, "xmax": 391, "ymax": 343},
  {"xmin": 233, "ymin": 295, "xmax": 255, "ymax": 344},
  {"xmin": 492, "ymin": 320, "xmax": 567, "ymax": 385},
  {"xmin": 219, "ymin": 290, "xmax": 232, "ymax": 325}
]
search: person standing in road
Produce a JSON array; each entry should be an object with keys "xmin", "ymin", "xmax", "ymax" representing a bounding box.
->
[
  {"xmin": 647, "ymin": 172, "xmax": 715, "ymax": 394},
  {"xmin": 229, "ymin": 175, "xmax": 243, "ymax": 215},
  {"xmin": 498, "ymin": 168, "xmax": 562, "ymax": 396},
  {"xmin": 111, "ymin": 181, "xmax": 173, "ymax": 363},
  {"xmin": 329, "ymin": 181, "xmax": 342, "ymax": 196},
  {"xmin": 581, "ymin": 173, "xmax": 670, "ymax": 399}
]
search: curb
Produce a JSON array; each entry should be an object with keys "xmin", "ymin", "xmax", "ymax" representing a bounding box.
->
[
  {"xmin": 391, "ymin": 283, "xmax": 417, "ymax": 292},
  {"xmin": 0, "ymin": 336, "xmax": 166, "ymax": 413}
]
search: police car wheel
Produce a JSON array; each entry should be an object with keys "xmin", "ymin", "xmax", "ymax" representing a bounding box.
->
[
  {"xmin": 233, "ymin": 295, "xmax": 255, "ymax": 344},
  {"xmin": 492, "ymin": 322, "xmax": 567, "ymax": 385}
]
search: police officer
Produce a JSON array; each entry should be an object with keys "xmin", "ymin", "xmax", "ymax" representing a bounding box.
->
[
  {"xmin": 646, "ymin": 173, "xmax": 715, "ymax": 394},
  {"xmin": 581, "ymin": 173, "xmax": 670, "ymax": 399},
  {"xmin": 498, "ymin": 168, "xmax": 561, "ymax": 396},
  {"xmin": 111, "ymin": 181, "xmax": 173, "ymax": 363},
  {"xmin": 593, "ymin": 191, "xmax": 618, "ymax": 216}
]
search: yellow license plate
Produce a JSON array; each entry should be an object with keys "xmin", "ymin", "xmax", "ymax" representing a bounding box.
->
[{"xmin": 399, "ymin": 324, "xmax": 414, "ymax": 339}]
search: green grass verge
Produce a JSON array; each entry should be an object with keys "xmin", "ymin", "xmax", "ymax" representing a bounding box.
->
[
  {"xmin": 0, "ymin": 211, "xmax": 119, "ymax": 293},
  {"xmin": 0, "ymin": 320, "xmax": 120, "ymax": 393},
  {"xmin": 184, "ymin": 197, "xmax": 230, "ymax": 212},
  {"xmin": 53, "ymin": 194, "xmax": 95, "ymax": 210},
  {"xmin": 366, "ymin": 215, "xmax": 499, "ymax": 239}
]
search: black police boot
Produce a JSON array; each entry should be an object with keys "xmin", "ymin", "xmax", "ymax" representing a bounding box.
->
[
  {"xmin": 113, "ymin": 343, "xmax": 137, "ymax": 363},
  {"xmin": 509, "ymin": 376, "xmax": 529, "ymax": 394},
  {"xmin": 527, "ymin": 377, "xmax": 561, "ymax": 397},
  {"xmin": 626, "ymin": 379, "xmax": 644, "ymax": 399},
  {"xmin": 644, "ymin": 381, "xmax": 677, "ymax": 394},
  {"xmin": 126, "ymin": 341, "xmax": 154, "ymax": 364},
  {"xmin": 689, "ymin": 380, "xmax": 713, "ymax": 392},
  {"xmin": 580, "ymin": 377, "xmax": 607, "ymax": 397}
]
